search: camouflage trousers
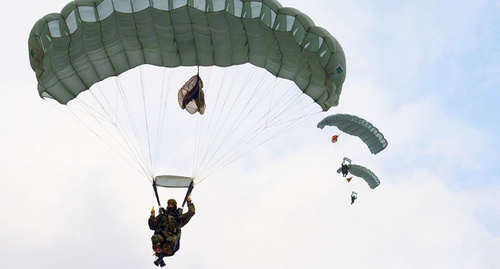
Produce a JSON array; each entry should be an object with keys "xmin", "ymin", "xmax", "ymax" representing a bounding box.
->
[{"xmin": 151, "ymin": 233, "xmax": 177, "ymax": 257}]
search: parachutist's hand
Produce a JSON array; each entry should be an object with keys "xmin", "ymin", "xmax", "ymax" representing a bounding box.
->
[
  {"xmin": 187, "ymin": 195, "xmax": 192, "ymax": 203},
  {"xmin": 150, "ymin": 207, "xmax": 155, "ymax": 217}
]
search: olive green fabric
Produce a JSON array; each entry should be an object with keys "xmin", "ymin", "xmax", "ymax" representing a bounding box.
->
[
  {"xmin": 336, "ymin": 164, "xmax": 380, "ymax": 189},
  {"xmin": 28, "ymin": 0, "xmax": 346, "ymax": 110},
  {"xmin": 317, "ymin": 114, "xmax": 388, "ymax": 154}
]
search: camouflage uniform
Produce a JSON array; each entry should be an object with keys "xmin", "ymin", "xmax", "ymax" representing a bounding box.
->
[{"xmin": 148, "ymin": 201, "xmax": 195, "ymax": 257}]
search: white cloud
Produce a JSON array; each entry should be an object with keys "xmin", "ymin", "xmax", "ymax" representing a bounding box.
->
[
  {"xmin": 173, "ymin": 143, "xmax": 500, "ymax": 269},
  {"xmin": 1, "ymin": 1, "xmax": 499, "ymax": 268}
]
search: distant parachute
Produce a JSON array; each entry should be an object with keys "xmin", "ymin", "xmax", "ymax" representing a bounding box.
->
[
  {"xmin": 317, "ymin": 114, "xmax": 388, "ymax": 154},
  {"xmin": 336, "ymin": 162, "xmax": 380, "ymax": 189}
]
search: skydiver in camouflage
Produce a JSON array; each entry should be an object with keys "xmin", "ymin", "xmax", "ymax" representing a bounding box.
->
[{"xmin": 149, "ymin": 196, "xmax": 195, "ymax": 267}]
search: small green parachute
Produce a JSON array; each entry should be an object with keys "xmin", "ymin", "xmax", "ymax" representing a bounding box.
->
[
  {"xmin": 317, "ymin": 114, "xmax": 388, "ymax": 154},
  {"xmin": 336, "ymin": 161, "xmax": 380, "ymax": 189}
]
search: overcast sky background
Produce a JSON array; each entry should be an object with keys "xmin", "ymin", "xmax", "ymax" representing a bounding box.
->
[{"xmin": 1, "ymin": 0, "xmax": 499, "ymax": 268}]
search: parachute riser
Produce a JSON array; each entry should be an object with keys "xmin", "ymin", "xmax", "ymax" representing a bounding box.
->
[
  {"xmin": 182, "ymin": 181, "xmax": 194, "ymax": 208},
  {"xmin": 152, "ymin": 176, "xmax": 194, "ymax": 208},
  {"xmin": 152, "ymin": 180, "xmax": 162, "ymax": 207}
]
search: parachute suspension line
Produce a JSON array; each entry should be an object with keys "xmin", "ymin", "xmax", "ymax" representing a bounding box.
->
[
  {"xmin": 264, "ymin": 76, "xmax": 278, "ymax": 127},
  {"xmin": 192, "ymin": 66, "xmax": 236, "ymax": 179},
  {"xmin": 197, "ymin": 86, "xmax": 288, "ymax": 179},
  {"xmin": 192, "ymin": 66, "xmax": 211, "ymax": 180},
  {"xmin": 107, "ymin": 78, "xmax": 152, "ymax": 179},
  {"xmin": 203, "ymin": 104, "xmax": 321, "ymax": 181},
  {"xmin": 195, "ymin": 69, "xmax": 323, "ymax": 182},
  {"xmin": 101, "ymin": 78, "xmax": 155, "ymax": 179},
  {"xmin": 194, "ymin": 65, "xmax": 257, "ymax": 180},
  {"xmin": 193, "ymin": 66, "xmax": 239, "ymax": 182},
  {"xmin": 194, "ymin": 66, "xmax": 265, "ymax": 180},
  {"xmin": 191, "ymin": 67, "xmax": 233, "ymax": 180},
  {"xmin": 44, "ymin": 98, "xmax": 150, "ymax": 180},
  {"xmin": 245, "ymin": 37, "xmax": 318, "ymax": 128},
  {"xmin": 84, "ymin": 84, "xmax": 117, "ymax": 124},
  {"xmin": 189, "ymin": 62, "xmax": 326, "ymax": 183},
  {"xmin": 70, "ymin": 90, "xmax": 145, "ymax": 164},
  {"xmin": 197, "ymin": 113, "xmax": 318, "ymax": 182},
  {"xmin": 139, "ymin": 66, "xmax": 155, "ymax": 177},
  {"xmin": 196, "ymin": 66, "xmax": 285, "ymax": 181},
  {"xmin": 253, "ymin": 74, "xmax": 303, "ymax": 126},
  {"xmin": 153, "ymin": 67, "xmax": 174, "ymax": 176},
  {"xmin": 91, "ymin": 81, "xmax": 153, "ymax": 179},
  {"xmin": 249, "ymin": 74, "xmax": 321, "ymax": 131},
  {"xmin": 212, "ymin": 69, "xmax": 281, "ymax": 144},
  {"xmin": 265, "ymin": 83, "xmax": 319, "ymax": 128},
  {"xmin": 270, "ymin": 105, "xmax": 321, "ymax": 137},
  {"xmin": 113, "ymin": 76, "xmax": 155, "ymax": 178},
  {"xmin": 192, "ymin": 114, "xmax": 201, "ymax": 180},
  {"xmin": 206, "ymin": 72, "xmax": 275, "ymax": 162},
  {"xmin": 111, "ymin": 2, "xmax": 156, "ymax": 179},
  {"xmin": 193, "ymin": 64, "xmax": 204, "ymax": 170},
  {"xmin": 194, "ymin": 65, "xmax": 231, "ymax": 181},
  {"xmin": 52, "ymin": 84, "xmax": 117, "ymax": 125}
]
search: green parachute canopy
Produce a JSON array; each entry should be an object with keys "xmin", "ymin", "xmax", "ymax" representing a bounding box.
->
[
  {"xmin": 28, "ymin": 0, "xmax": 346, "ymax": 110},
  {"xmin": 317, "ymin": 113, "xmax": 388, "ymax": 154},
  {"xmin": 27, "ymin": 0, "xmax": 347, "ymax": 185},
  {"xmin": 336, "ymin": 163, "xmax": 380, "ymax": 189}
]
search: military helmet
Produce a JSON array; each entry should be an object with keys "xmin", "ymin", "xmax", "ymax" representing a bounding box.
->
[{"xmin": 167, "ymin": 199, "xmax": 177, "ymax": 206}]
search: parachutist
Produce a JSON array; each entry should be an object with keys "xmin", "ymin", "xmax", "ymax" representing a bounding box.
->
[
  {"xmin": 351, "ymin": 191, "xmax": 357, "ymax": 205},
  {"xmin": 149, "ymin": 196, "xmax": 195, "ymax": 266},
  {"xmin": 341, "ymin": 157, "xmax": 352, "ymax": 177},
  {"xmin": 341, "ymin": 163, "xmax": 351, "ymax": 177}
]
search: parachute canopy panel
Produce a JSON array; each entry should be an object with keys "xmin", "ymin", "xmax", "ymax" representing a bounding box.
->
[
  {"xmin": 28, "ymin": 0, "xmax": 347, "ymax": 111},
  {"xmin": 336, "ymin": 164, "xmax": 380, "ymax": 189},
  {"xmin": 317, "ymin": 114, "xmax": 388, "ymax": 154},
  {"xmin": 154, "ymin": 175, "xmax": 193, "ymax": 188}
]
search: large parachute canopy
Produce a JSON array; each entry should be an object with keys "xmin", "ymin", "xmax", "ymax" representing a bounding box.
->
[
  {"xmin": 28, "ymin": 0, "xmax": 346, "ymax": 108},
  {"xmin": 317, "ymin": 114, "xmax": 388, "ymax": 154},
  {"xmin": 336, "ymin": 162, "xmax": 380, "ymax": 189},
  {"xmin": 28, "ymin": 0, "xmax": 347, "ymax": 186}
]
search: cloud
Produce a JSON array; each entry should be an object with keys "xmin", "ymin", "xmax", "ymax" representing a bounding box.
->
[
  {"xmin": 171, "ymin": 141, "xmax": 500, "ymax": 269},
  {"xmin": 2, "ymin": 1, "xmax": 499, "ymax": 268}
]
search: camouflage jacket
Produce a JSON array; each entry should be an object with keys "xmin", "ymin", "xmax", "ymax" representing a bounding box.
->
[{"xmin": 148, "ymin": 202, "xmax": 195, "ymax": 234}]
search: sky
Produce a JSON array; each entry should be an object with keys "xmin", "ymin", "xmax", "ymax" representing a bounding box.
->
[{"xmin": 1, "ymin": 0, "xmax": 499, "ymax": 268}]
